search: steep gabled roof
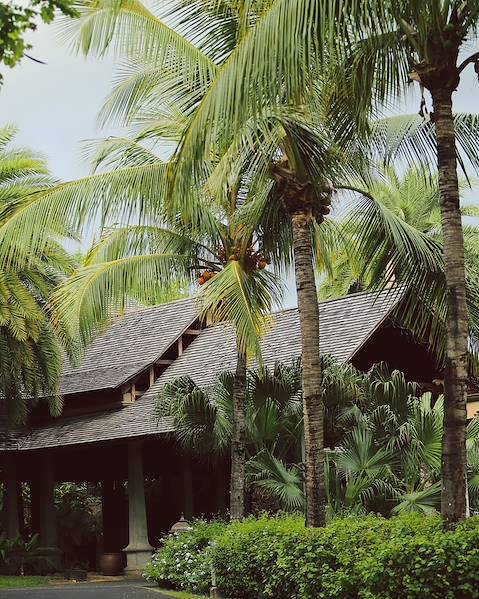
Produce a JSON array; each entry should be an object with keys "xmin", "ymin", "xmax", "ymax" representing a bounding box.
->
[
  {"xmin": 60, "ymin": 297, "xmax": 198, "ymax": 395},
  {"xmin": 1, "ymin": 289, "xmax": 403, "ymax": 451},
  {"xmin": 148, "ymin": 287, "xmax": 403, "ymax": 390}
]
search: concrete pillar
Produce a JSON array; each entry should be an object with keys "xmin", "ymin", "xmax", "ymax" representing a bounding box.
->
[
  {"xmin": 124, "ymin": 442, "xmax": 153, "ymax": 572},
  {"xmin": 4, "ymin": 453, "xmax": 20, "ymax": 538}
]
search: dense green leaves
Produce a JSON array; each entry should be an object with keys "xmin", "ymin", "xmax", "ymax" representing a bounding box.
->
[
  {"xmin": 211, "ymin": 514, "xmax": 479, "ymax": 599},
  {"xmin": 149, "ymin": 513, "xmax": 479, "ymax": 599},
  {"xmin": 144, "ymin": 520, "xmax": 227, "ymax": 594},
  {"xmin": 320, "ymin": 163, "xmax": 479, "ymax": 367},
  {"xmin": 0, "ymin": 126, "xmax": 76, "ymax": 422}
]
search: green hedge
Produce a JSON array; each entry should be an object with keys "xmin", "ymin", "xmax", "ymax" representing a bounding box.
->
[
  {"xmin": 214, "ymin": 514, "xmax": 479, "ymax": 599},
  {"xmin": 145, "ymin": 514, "xmax": 479, "ymax": 598}
]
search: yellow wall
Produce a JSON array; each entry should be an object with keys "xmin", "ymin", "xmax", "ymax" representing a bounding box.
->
[{"xmin": 467, "ymin": 399, "xmax": 479, "ymax": 420}]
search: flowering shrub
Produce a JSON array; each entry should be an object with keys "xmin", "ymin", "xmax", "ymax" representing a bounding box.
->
[
  {"xmin": 144, "ymin": 519, "xmax": 226, "ymax": 594},
  {"xmin": 145, "ymin": 514, "xmax": 479, "ymax": 598}
]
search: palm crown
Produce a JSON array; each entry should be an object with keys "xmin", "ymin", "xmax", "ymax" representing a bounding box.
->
[{"xmin": 0, "ymin": 125, "xmax": 76, "ymax": 422}]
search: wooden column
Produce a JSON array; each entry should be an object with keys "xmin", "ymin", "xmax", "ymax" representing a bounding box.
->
[
  {"xmin": 39, "ymin": 452, "xmax": 57, "ymax": 549},
  {"xmin": 30, "ymin": 477, "xmax": 41, "ymax": 537},
  {"xmin": 4, "ymin": 453, "xmax": 20, "ymax": 538},
  {"xmin": 181, "ymin": 454, "xmax": 194, "ymax": 520},
  {"xmin": 124, "ymin": 442, "xmax": 153, "ymax": 572},
  {"xmin": 30, "ymin": 452, "xmax": 61, "ymax": 570},
  {"xmin": 101, "ymin": 480, "xmax": 115, "ymax": 552}
]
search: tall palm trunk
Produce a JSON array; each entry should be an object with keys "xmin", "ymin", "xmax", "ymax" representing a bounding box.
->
[
  {"xmin": 230, "ymin": 347, "xmax": 247, "ymax": 519},
  {"xmin": 431, "ymin": 87, "xmax": 469, "ymax": 523},
  {"xmin": 291, "ymin": 210, "xmax": 325, "ymax": 527}
]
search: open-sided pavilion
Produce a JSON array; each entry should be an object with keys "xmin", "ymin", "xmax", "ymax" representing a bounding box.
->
[{"xmin": 0, "ymin": 289, "xmax": 471, "ymax": 571}]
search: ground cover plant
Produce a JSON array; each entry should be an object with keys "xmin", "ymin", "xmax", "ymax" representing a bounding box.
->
[{"xmin": 0, "ymin": 575, "xmax": 50, "ymax": 588}]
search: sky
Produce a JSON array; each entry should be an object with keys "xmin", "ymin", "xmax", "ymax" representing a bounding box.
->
[
  {"xmin": 2, "ymin": 22, "xmax": 479, "ymax": 181},
  {"xmin": 0, "ymin": 23, "xmax": 118, "ymax": 180},
  {"xmin": 0, "ymin": 21, "xmax": 478, "ymax": 308}
]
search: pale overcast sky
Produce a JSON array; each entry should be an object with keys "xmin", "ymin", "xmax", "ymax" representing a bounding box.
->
[
  {"xmin": 0, "ymin": 22, "xmax": 478, "ymax": 308},
  {"xmin": 2, "ymin": 22, "xmax": 479, "ymax": 182},
  {"xmin": 0, "ymin": 22, "xmax": 118, "ymax": 181}
]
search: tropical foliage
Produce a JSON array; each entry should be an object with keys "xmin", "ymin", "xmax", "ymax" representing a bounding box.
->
[
  {"xmin": 52, "ymin": 0, "xmax": 479, "ymax": 525},
  {"xmin": 0, "ymin": 0, "xmax": 471, "ymax": 524},
  {"xmin": 160, "ymin": 358, "xmax": 479, "ymax": 518},
  {"xmin": 0, "ymin": 125, "xmax": 76, "ymax": 422},
  {"xmin": 157, "ymin": 361, "xmax": 303, "ymax": 512},
  {"xmin": 331, "ymin": 3, "xmax": 479, "ymax": 521},
  {"xmin": 318, "ymin": 164, "xmax": 479, "ymax": 369},
  {"xmin": 0, "ymin": 533, "xmax": 54, "ymax": 576},
  {"xmin": 320, "ymin": 166, "xmax": 479, "ymax": 299}
]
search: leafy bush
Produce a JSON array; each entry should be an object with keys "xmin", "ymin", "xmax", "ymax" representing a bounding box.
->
[
  {"xmin": 0, "ymin": 534, "xmax": 55, "ymax": 576},
  {"xmin": 55, "ymin": 482, "xmax": 100, "ymax": 569},
  {"xmin": 212, "ymin": 513, "xmax": 479, "ymax": 599},
  {"xmin": 144, "ymin": 520, "xmax": 226, "ymax": 594},
  {"xmin": 144, "ymin": 514, "xmax": 479, "ymax": 598}
]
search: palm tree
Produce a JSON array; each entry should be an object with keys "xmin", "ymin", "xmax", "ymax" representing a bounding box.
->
[
  {"xmin": 19, "ymin": 0, "xmax": 479, "ymax": 525},
  {"xmin": 0, "ymin": 125, "xmax": 76, "ymax": 422},
  {"xmin": 112, "ymin": 0, "xmax": 479, "ymax": 524},
  {"xmin": 332, "ymin": 0, "xmax": 479, "ymax": 524},
  {"xmin": 52, "ymin": 127, "xmax": 283, "ymax": 520},
  {"xmin": 56, "ymin": 0, "xmax": 348, "ymax": 527},
  {"xmin": 320, "ymin": 165, "xmax": 479, "ymax": 302}
]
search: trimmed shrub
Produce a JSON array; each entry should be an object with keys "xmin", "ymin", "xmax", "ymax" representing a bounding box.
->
[
  {"xmin": 144, "ymin": 514, "xmax": 479, "ymax": 598},
  {"xmin": 212, "ymin": 514, "xmax": 479, "ymax": 599},
  {"xmin": 144, "ymin": 519, "xmax": 226, "ymax": 594}
]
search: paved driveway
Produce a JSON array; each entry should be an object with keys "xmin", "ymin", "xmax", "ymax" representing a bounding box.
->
[{"xmin": 0, "ymin": 583, "xmax": 168, "ymax": 599}]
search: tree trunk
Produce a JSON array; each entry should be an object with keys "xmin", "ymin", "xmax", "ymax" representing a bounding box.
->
[
  {"xmin": 230, "ymin": 348, "xmax": 247, "ymax": 519},
  {"xmin": 432, "ymin": 87, "xmax": 469, "ymax": 523},
  {"xmin": 291, "ymin": 211, "xmax": 325, "ymax": 527}
]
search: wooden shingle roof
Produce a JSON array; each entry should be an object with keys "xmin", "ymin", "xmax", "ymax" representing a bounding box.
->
[
  {"xmin": 149, "ymin": 287, "xmax": 403, "ymax": 389},
  {"xmin": 60, "ymin": 297, "xmax": 198, "ymax": 395},
  {"xmin": 1, "ymin": 289, "xmax": 402, "ymax": 451}
]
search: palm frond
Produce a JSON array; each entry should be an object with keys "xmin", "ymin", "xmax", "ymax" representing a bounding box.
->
[
  {"xmin": 198, "ymin": 261, "xmax": 284, "ymax": 357},
  {"xmin": 247, "ymin": 449, "xmax": 304, "ymax": 512}
]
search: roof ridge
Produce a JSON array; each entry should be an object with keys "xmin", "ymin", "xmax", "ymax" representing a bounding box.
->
[
  {"xmin": 119, "ymin": 295, "xmax": 197, "ymax": 316},
  {"xmin": 202, "ymin": 288, "xmax": 402, "ymax": 329},
  {"xmin": 272, "ymin": 287, "xmax": 402, "ymax": 315}
]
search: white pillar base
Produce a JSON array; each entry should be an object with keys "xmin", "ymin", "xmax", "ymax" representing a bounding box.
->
[
  {"xmin": 124, "ymin": 545, "xmax": 153, "ymax": 572},
  {"xmin": 124, "ymin": 442, "xmax": 153, "ymax": 573}
]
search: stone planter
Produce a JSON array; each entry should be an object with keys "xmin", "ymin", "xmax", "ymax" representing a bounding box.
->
[{"xmin": 98, "ymin": 552, "xmax": 124, "ymax": 576}]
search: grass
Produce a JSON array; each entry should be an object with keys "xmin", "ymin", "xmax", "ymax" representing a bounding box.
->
[
  {"xmin": 0, "ymin": 576, "xmax": 50, "ymax": 588},
  {"xmin": 155, "ymin": 588, "xmax": 209, "ymax": 599}
]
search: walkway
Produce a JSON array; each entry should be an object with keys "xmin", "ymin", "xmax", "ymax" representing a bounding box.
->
[{"xmin": 0, "ymin": 582, "xmax": 168, "ymax": 599}]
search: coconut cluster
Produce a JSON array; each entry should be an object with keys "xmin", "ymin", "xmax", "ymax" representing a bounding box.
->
[
  {"xmin": 197, "ymin": 245, "xmax": 269, "ymax": 285},
  {"xmin": 197, "ymin": 270, "xmax": 215, "ymax": 285}
]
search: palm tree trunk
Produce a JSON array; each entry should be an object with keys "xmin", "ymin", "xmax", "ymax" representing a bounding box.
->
[
  {"xmin": 230, "ymin": 347, "xmax": 247, "ymax": 519},
  {"xmin": 291, "ymin": 211, "xmax": 325, "ymax": 527},
  {"xmin": 431, "ymin": 87, "xmax": 469, "ymax": 523}
]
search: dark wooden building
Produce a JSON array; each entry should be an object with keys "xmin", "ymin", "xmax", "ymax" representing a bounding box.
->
[{"xmin": 0, "ymin": 289, "xmax": 474, "ymax": 571}]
